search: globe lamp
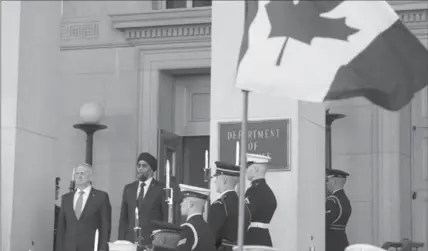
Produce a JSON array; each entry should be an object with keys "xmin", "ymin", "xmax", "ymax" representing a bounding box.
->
[{"xmin": 79, "ymin": 102, "xmax": 105, "ymax": 124}]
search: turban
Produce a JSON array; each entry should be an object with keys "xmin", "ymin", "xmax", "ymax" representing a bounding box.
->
[{"xmin": 137, "ymin": 152, "xmax": 158, "ymax": 171}]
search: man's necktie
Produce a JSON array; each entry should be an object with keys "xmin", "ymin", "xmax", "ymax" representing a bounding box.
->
[
  {"xmin": 138, "ymin": 182, "xmax": 146, "ymax": 201},
  {"xmin": 75, "ymin": 191, "xmax": 84, "ymax": 220}
]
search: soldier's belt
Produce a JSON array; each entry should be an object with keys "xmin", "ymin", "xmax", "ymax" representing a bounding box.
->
[
  {"xmin": 249, "ymin": 222, "xmax": 270, "ymax": 229},
  {"xmin": 328, "ymin": 224, "xmax": 346, "ymax": 231}
]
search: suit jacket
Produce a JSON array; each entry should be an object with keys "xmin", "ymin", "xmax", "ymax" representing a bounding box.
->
[
  {"xmin": 56, "ymin": 188, "xmax": 112, "ymax": 251},
  {"xmin": 118, "ymin": 179, "xmax": 167, "ymax": 243}
]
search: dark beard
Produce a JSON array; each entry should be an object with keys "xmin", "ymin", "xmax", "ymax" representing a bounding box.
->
[{"xmin": 137, "ymin": 173, "xmax": 147, "ymax": 182}]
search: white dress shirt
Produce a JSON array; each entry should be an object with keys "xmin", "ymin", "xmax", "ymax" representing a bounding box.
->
[
  {"xmin": 73, "ymin": 185, "xmax": 92, "ymax": 212},
  {"xmin": 136, "ymin": 177, "xmax": 153, "ymax": 199}
]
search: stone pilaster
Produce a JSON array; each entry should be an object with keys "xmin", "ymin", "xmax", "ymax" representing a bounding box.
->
[{"xmin": 1, "ymin": 1, "xmax": 61, "ymax": 250}]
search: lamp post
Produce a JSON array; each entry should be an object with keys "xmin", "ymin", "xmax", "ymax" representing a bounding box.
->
[
  {"xmin": 73, "ymin": 102, "xmax": 107, "ymax": 165},
  {"xmin": 70, "ymin": 103, "xmax": 107, "ymax": 191},
  {"xmin": 325, "ymin": 109, "xmax": 346, "ymax": 170}
]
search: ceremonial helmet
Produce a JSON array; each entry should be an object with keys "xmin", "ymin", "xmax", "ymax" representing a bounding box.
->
[
  {"xmin": 107, "ymin": 240, "xmax": 137, "ymax": 251},
  {"xmin": 150, "ymin": 220, "xmax": 182, "ymax": 250},
  {"xmin": 346, "ymin": 244, "xmax": 388, "ymax": 251}
]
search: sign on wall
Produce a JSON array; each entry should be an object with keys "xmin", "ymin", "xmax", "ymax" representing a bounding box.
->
[{"xmin": 218, "ymin": 119, "xmax": 291, "ymax": 171}]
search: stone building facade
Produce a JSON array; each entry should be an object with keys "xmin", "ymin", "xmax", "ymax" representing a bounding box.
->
[{"xmin": 1, "ymin": 1, "xmax": 427, "ymax": 251}]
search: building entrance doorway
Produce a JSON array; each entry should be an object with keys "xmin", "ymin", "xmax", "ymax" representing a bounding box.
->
[{"xmin": 155, "ymin": 71, "xmax": 211, "ymax": 224}]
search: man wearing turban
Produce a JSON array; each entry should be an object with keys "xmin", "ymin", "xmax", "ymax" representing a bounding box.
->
[{"xmin": 118, "ymin": 152, "xmax": 168, "ymax": 246}]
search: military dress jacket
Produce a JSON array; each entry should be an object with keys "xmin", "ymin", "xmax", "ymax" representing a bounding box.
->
[
  {"xmin": 176, "ymin": 214, "xmax": 216, "ymax": 251},
  {"xmin": 208, "ymin": 190, "xmax": 251, "ymax": 249},
  {"xmin": 326, "ymin": 189, "xmax": 352, "ymax": 251},
  {"xmin": 244, "ymin": 178, "xmax": 277, "ymax": 247}
]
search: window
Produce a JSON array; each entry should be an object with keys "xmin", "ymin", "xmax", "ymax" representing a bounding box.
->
[
  {"xmin": 165, "ymin": 0, "xmax": 211, "ymax": 9},
  {"xmin": 192, "ymin": 0, "xmax": 212, "ymax": 8},
  {"xmin": 166, "ymin": 0, "xmax": 186, "ymax": 9}
]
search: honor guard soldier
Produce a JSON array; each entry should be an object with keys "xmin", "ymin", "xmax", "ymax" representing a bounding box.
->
[
  {"xmin": 244, "ymin": 154, "xmax": 277, "ymax": 247},
  {"xmin": 177, "ymin": 184, "xmax": 216, "ymax": 251},
  {"xmin": 208, "ymin": 161, "xmax": 251, "ymax": 251},
  {"xmin": 326, "ymin": 169, "xmax": 352, "ymax": 251}
]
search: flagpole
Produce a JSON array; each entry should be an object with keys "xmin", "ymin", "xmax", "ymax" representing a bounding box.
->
[{"xmin": 237, "ymin": 90, "xmax": 249, "ymax": 251}]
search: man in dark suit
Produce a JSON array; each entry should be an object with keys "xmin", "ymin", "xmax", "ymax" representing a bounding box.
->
[
  {"xmin": 56, "ymin": 163, "xmax": 112, "ymax": 251},
  {"xmin": 118, "ymin": 152, "xmax": 168, "ymax": 245},
  {"xmin": 208, "ymin": 161, "xmax": 251, "ymax": 251},
  {"xmin": 177, "ymin": 184, "xmax": 216, "ymax": 251},
  {"xmin": 244, "ymin": 154, "xmax": 277, "ymax": 247},
  {"xmin": 326, "ymin": 169, "xmax": 352, "ymax": 251}
]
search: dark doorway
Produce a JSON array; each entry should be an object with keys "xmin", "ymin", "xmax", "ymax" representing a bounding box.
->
[
  {"xmin": 158, "ymin": 132, "xmax": 210, "ymax": 224},
  {"xmin": 183, "ymin": 136, "xmax": 210, "ymax": 188}
]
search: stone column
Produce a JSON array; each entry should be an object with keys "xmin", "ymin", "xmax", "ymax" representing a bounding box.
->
[
  {"xmin": 297, "ymin": 102, "xmax": 326, "ymax": 251},
  {"xmin": 372, "ymin": 106, "xmax": 412, "ymax": 245},
  {"xmin": 1, "ymin": 1, "xmax": 61, "ymax": 250}
]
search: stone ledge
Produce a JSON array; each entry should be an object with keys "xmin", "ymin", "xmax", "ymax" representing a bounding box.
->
[
  {"xmin": 399, "ymin": 9, "xmax": 428, "ymax": 35},
  {"xmin": 110, "ymin": 7, "xmax": 211, "ymax": 43},
  {"xmin": 390, "ymin": 1, "xmax": 428, "ymax": 12},
  {"xmin": 124, "ymin": 23, "xmax": 210, "ymax": 40},
  {"xmin": 398, "ymin": 8, "xmax": 428, "ymax": 24},
  {"xmin": 110, "ymin": 7, "xmax": 211, "ymax": 29}
]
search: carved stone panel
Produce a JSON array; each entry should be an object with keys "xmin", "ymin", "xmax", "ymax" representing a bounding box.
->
[{"xmin": 60, "ymin": 22, "xmax": 99, "ymax": 40}]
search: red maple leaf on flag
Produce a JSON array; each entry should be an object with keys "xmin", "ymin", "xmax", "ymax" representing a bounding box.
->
[{"xmin": 265, "ymin": 0, "xmax": 359, "ymax": 65}]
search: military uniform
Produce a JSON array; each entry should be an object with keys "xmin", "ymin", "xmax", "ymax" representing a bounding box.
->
[
  {"xmin": 326, "ymin": 169, "xmax": 352, "ymax": 251},
  {"xmin": 244, "ymin": 154, "xmax": 277, "ymax": 247},
  {"xmin": 177, "ymin": 184, "xmax": 217, "ymax": 251},
  {"xmin": 208, "ymin": 162, "xmax": 251, "ymax": 251}
]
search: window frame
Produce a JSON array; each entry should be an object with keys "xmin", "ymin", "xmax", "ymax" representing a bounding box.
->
[{"xmin": 153, "ymin": 0, "xmax": 211, "ymax": 10}]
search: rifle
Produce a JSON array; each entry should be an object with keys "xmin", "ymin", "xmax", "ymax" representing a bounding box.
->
[
  {"xmin": 69, "ymin": 167, "xmax": 75, "ymax": 192},
  {"xmin": 203, "ymin": 150, "xmax": 211, "ymax": 221},
  {"xmin": 165, "ymin": 160, "xmax": 174, "ymax": 223}
]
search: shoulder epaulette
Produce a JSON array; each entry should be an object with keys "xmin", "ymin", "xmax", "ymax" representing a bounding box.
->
[
  {"xmin": 181, "ymin": 223, "xmax": 198, "ymax": 250},
  {"xmin": 326, "ymin": 195, "xmax": 343, "ymax": 224},
  {"xmin": 326, "ymin": 195, "xmax": 339, "ymax": 203},
  {"xmin": 212, "ymin": 199, "xmax": 223, "ymax": 205}
]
